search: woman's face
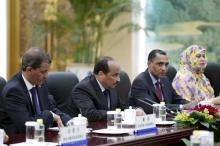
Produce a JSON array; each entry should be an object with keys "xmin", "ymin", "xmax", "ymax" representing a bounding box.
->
[
  {"xmin": 195, "ymin": 50, "xmax": 206, "ymax": 69},
  {"xmin": 190, "ymin": 49, "xmax": 207, "ymax": 70}
]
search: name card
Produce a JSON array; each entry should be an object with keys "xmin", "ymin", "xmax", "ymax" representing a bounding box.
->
[
  {"xmin": 59, "ymin": 125, "xmax": 87, "ymax": 146},
  {"xmin": 134, "ymin": 114, "xmax": 157, "ymax": 133}
]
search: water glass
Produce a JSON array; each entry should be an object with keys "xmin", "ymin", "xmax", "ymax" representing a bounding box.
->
[
  {"xmin": 124, "ymin": 107, "xmax": 136, "ymax": 124},
  {"xmin": 25, "ymin": 121, "xmax": 37, "ymax": 144},
  {"xmin": 153, "ymin": 104, "xmax": 161, "ymax": 120},
  {"xmin": 107, "ymin": 111, "xmax": 116, "ymax": 129}
]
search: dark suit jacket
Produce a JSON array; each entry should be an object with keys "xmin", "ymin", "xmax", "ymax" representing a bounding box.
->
[
  {"xmin": 130, "ymin": 69, "xmax": 188, "ymax": 114},
  {"xmin": 0, "ymin": 72, "xmax": 71, "ymax": 134},
  {"xmin": 67, "ymin": 74, "xmax": 127, "ymax": 122}
]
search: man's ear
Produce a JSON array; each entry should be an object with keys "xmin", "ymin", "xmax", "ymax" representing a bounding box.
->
[
  {"xmin": 97, "ymin": 71, "xmax": 105, "ymax": 81},
  {"xmin": 26, "ymin": 66, "xmax": 32, "ymax": 72},
  {"xmin": 98, "ymin": 71, "xmax": 104, "ymax": 76}
]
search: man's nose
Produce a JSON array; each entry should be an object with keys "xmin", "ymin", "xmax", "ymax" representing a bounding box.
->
[
  {"xmin": 161, "ymin": 65, "xmax": 167, "ymax": 71},
  {"xmin": 44, "ymin": 72, "xmax": 48, "ymax": 79}
]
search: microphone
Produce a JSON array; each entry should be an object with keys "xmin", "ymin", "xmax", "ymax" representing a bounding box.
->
[
  {"xmin": 137, "ymin": 98, "xmax": 155, "ymax": 108},
  {"xmin": 141, "ymin": 97, "xmax": 177, "ymax": 114},
  {"xmin": 137, "ymin": 98, "xmax": 176, "ymax": 116}
]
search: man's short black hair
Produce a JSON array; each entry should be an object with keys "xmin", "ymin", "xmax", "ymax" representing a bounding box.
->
[
  {"xmin": 148, "ymin": 49, "xmax": 167, "ymax": 61},
  {"xmin": 93, "ymin": 56, "xmax": 114, "ymax": 75},
  {"xmin": 21, "ymin": 47, "xmax": 51, "ymax": 71}
]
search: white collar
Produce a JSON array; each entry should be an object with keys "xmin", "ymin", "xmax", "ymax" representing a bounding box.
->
[
  {"xmin": 148, "ymin": 70, "xmax": 160, "ymax": 85},
  {"xmin": 96, "ymin": 78, "xmax": 105, "ymax": 92},
  {"xmin": 22, "ymin": 73, "xmax": 35, "ymax": 91}
]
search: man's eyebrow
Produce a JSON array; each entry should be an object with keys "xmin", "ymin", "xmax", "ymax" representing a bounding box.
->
[
  {"xmin": 157, "ymin": 62, "xmax": 169, "ymax": 64},
  {"xmin": 113, "ymin": 73, "xmax": 119, "ymax": 75}
]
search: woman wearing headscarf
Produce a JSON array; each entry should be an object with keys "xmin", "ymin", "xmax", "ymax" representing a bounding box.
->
[{"xmin": 172, "ymin": 44, "xmax": 215, "ymax": 102}]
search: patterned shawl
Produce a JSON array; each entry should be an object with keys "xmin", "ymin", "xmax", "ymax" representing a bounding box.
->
[{"xmin": 172, "ymin": 45, "xmax": 214, "ymax": 101}]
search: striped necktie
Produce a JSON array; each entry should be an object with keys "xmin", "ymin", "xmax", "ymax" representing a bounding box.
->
[
  {"xmin": 103, "ymin": 89, "xmax": 111, "ymax": 110},
  {"xmin": 155, "ymin": 81, "xmax": 163, "ymax": 102},
  {"xmin": 30, "ymin": 87, "xmax": 41, "ymax": 114}
]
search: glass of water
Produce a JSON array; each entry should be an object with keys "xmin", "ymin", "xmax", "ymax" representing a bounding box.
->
[
  {"xmin": 107, "ymin": 111, "xmax": 116, "ymax": 129},
  {"xmin": 25, "ymin": 121, "xmax": 37, "ymax": 144},
  {"xmin": 153, "ymin": 104, "xmax": 161, "ymax": 121}
]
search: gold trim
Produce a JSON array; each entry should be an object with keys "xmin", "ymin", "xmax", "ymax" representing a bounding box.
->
[{"xmin": 7, "ymin": 0, "xmax": 20, "ymax": 78}]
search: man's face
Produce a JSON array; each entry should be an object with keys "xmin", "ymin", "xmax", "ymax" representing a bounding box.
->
[
  {"xmin": 148, "ymin": 53, "xmax": 169, "ymax": 79},
  {"xmin": 100, "ymin": 60, "xmax": 121, "ymax": 89},
  {"xmin": 27, "ymin": 62, "xmax": 50, "ymax": 86}
]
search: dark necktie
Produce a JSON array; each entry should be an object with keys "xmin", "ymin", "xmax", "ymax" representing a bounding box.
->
[
  {"xmin": 30, "ymin": 87, "xmax": 41, "ymax": 114},
  {"xmin": 103, "ymin": 89, "xmax": 110, "ymax": 110},
  {"xmin": 155, "ymin": 81, "xmax": 163, "ymax": 102}
]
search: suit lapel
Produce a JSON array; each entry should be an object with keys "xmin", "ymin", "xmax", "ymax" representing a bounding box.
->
[
  {"xmin": 145, "ymin": 71, "xmax": 158, "ymax": 98},
  {"xmin": 90, "ymin": 75, "xmax": 109, "ymax": 110},
  {"xmin": 145, "ymin": 70, "xmax": 162, "ymax": 102},
  {"xmin": 17, "ymin": 73, "xmax": 35, "ymax": 114}
]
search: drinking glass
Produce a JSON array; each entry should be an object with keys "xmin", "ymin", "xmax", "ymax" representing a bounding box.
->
[{"xmin": 25, "ymin": 121, "xmax": 37, "ymax": 144}]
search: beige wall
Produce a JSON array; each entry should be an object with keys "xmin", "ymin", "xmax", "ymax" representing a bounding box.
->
[
  {"xmin": 102, "ymin": 13, "xmax": 132, "ymax": 80},
  {"xmin": 7, "ymin": 1, "xmax": 136, "ymax": 81}
]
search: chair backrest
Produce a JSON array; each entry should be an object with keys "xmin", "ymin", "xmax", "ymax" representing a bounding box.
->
[
  {"xmin": 204, "ymin": 62, "xmax": 220, "ymax": 96},
  {"xmin": 115, "ymin": 71, "xmax": 131, "ymax": 103},
  {"xmin": 0, "ymin": 76, "xmax": 6, "ymax": 97},
  {"xmin": 166, "ymin": 65, "xmax": 177, "ymax": 82},
  {"xmin": 46, "ymin": 72, "xmax": 79, "ymax": 113}
]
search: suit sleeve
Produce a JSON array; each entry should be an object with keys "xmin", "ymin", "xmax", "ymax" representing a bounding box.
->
[
  {"xmin": 48, "ymin": 95, "xmax": 71, "ymax": 125},
  {"xmin": 118, "ymin": 97, "xmax": 128, "ymax": 110},
  {"xmin": 72, "ymin": 87, "xmax": 107, "ymax": 122},
  {"xmin": 4, "ymin": 87, "xmax": 53, "ymax": 132},
  {"xmin": 164, "ymin": 78, "xmax": 189, "ymax": 105},
  {"xmin": 130, "ymin": 78, "xmax": 155, "ymax": 114},
  {"xmin": 164, "ymin": 78, "xmax": 189, "ymax": 111}
]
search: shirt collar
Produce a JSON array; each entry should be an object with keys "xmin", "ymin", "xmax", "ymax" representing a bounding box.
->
[
  {"xmin": 22, "ymin": 73, "xmax": 35, "ymax": 91},
  {"xmin": 148, "ymin": 70, "xmax": 160, "ymax": 85},
  {"xmin": 96, "ymin": 78, "xmax": 105, "ymax": 92}
]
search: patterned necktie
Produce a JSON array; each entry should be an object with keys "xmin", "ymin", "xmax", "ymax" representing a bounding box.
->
[
  {"xmin": 103, "ymin": 89, "xmax": 111, "ymax": 110},
  {"xmin": 30, "ymin": 87, "xmax": 41, "ymax": 114},
  {"xmin": 155, "ymin": 81, "xmax": 163, "ymax": 102}
]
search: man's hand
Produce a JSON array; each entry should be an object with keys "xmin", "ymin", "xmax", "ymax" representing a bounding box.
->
[
  {"xmin": 53, "ymin": 114, "xmax": 64, "ymax": 128},
  {"xmin": 211, "ymin": 96, "xmax": 220, "ymax": 105},
  {"xmin": 182, "ymin": 100, "xmax": 198, "ymax": 110}
]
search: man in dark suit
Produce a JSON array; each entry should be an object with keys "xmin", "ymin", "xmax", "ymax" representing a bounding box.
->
[
  {"xmin": 67, "ymin": 56, "xmax": 127, "ymax": 122},
  {"xmin": 130, "ymin": 49, "xmax": 189, "ymax": 114},
  {"xmin": 0, "ymin": 47, "xmax": 71, "ymax": 134}
]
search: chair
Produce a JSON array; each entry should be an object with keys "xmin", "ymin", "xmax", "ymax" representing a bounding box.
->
[
  {"xmin": 115, "ymin": 71, "xmax": 131, "ymax": 103},
  {"xmin": 166, "ymin": 65, "xmax": 177, "ymax": 82},
  {"xmin": 204, "ymin": 62, "xmax": 220, "ymax": 96},
  {"xmin": 0, "ymin": 76, "xmax": 6, "ymax": 97},
  {"xmin": 46, "ymin": 72, "xmax": 79, "ymax": 113}
]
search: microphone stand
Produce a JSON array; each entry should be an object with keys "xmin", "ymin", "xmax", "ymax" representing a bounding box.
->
[
  {"xmin": 137, "ymin": 98, "xmax": 176, "ymax": 119},
  {"xmin": 140, "ymin": 97, "xmax": 177, "ymax": 114}
]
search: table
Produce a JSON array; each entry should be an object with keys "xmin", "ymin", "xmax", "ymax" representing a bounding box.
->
[{"xmin": 7, "ymin": 122, "xmax": 194, "ymax": 146}]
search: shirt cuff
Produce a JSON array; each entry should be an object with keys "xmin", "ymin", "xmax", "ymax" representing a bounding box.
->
[
  {"xmin": 179, "ymin": 104, "xmax": 183, "ymax": 110},
  {"xmin": 50, "ymin": 111, "xmax": 55, "ymax": 119}
]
